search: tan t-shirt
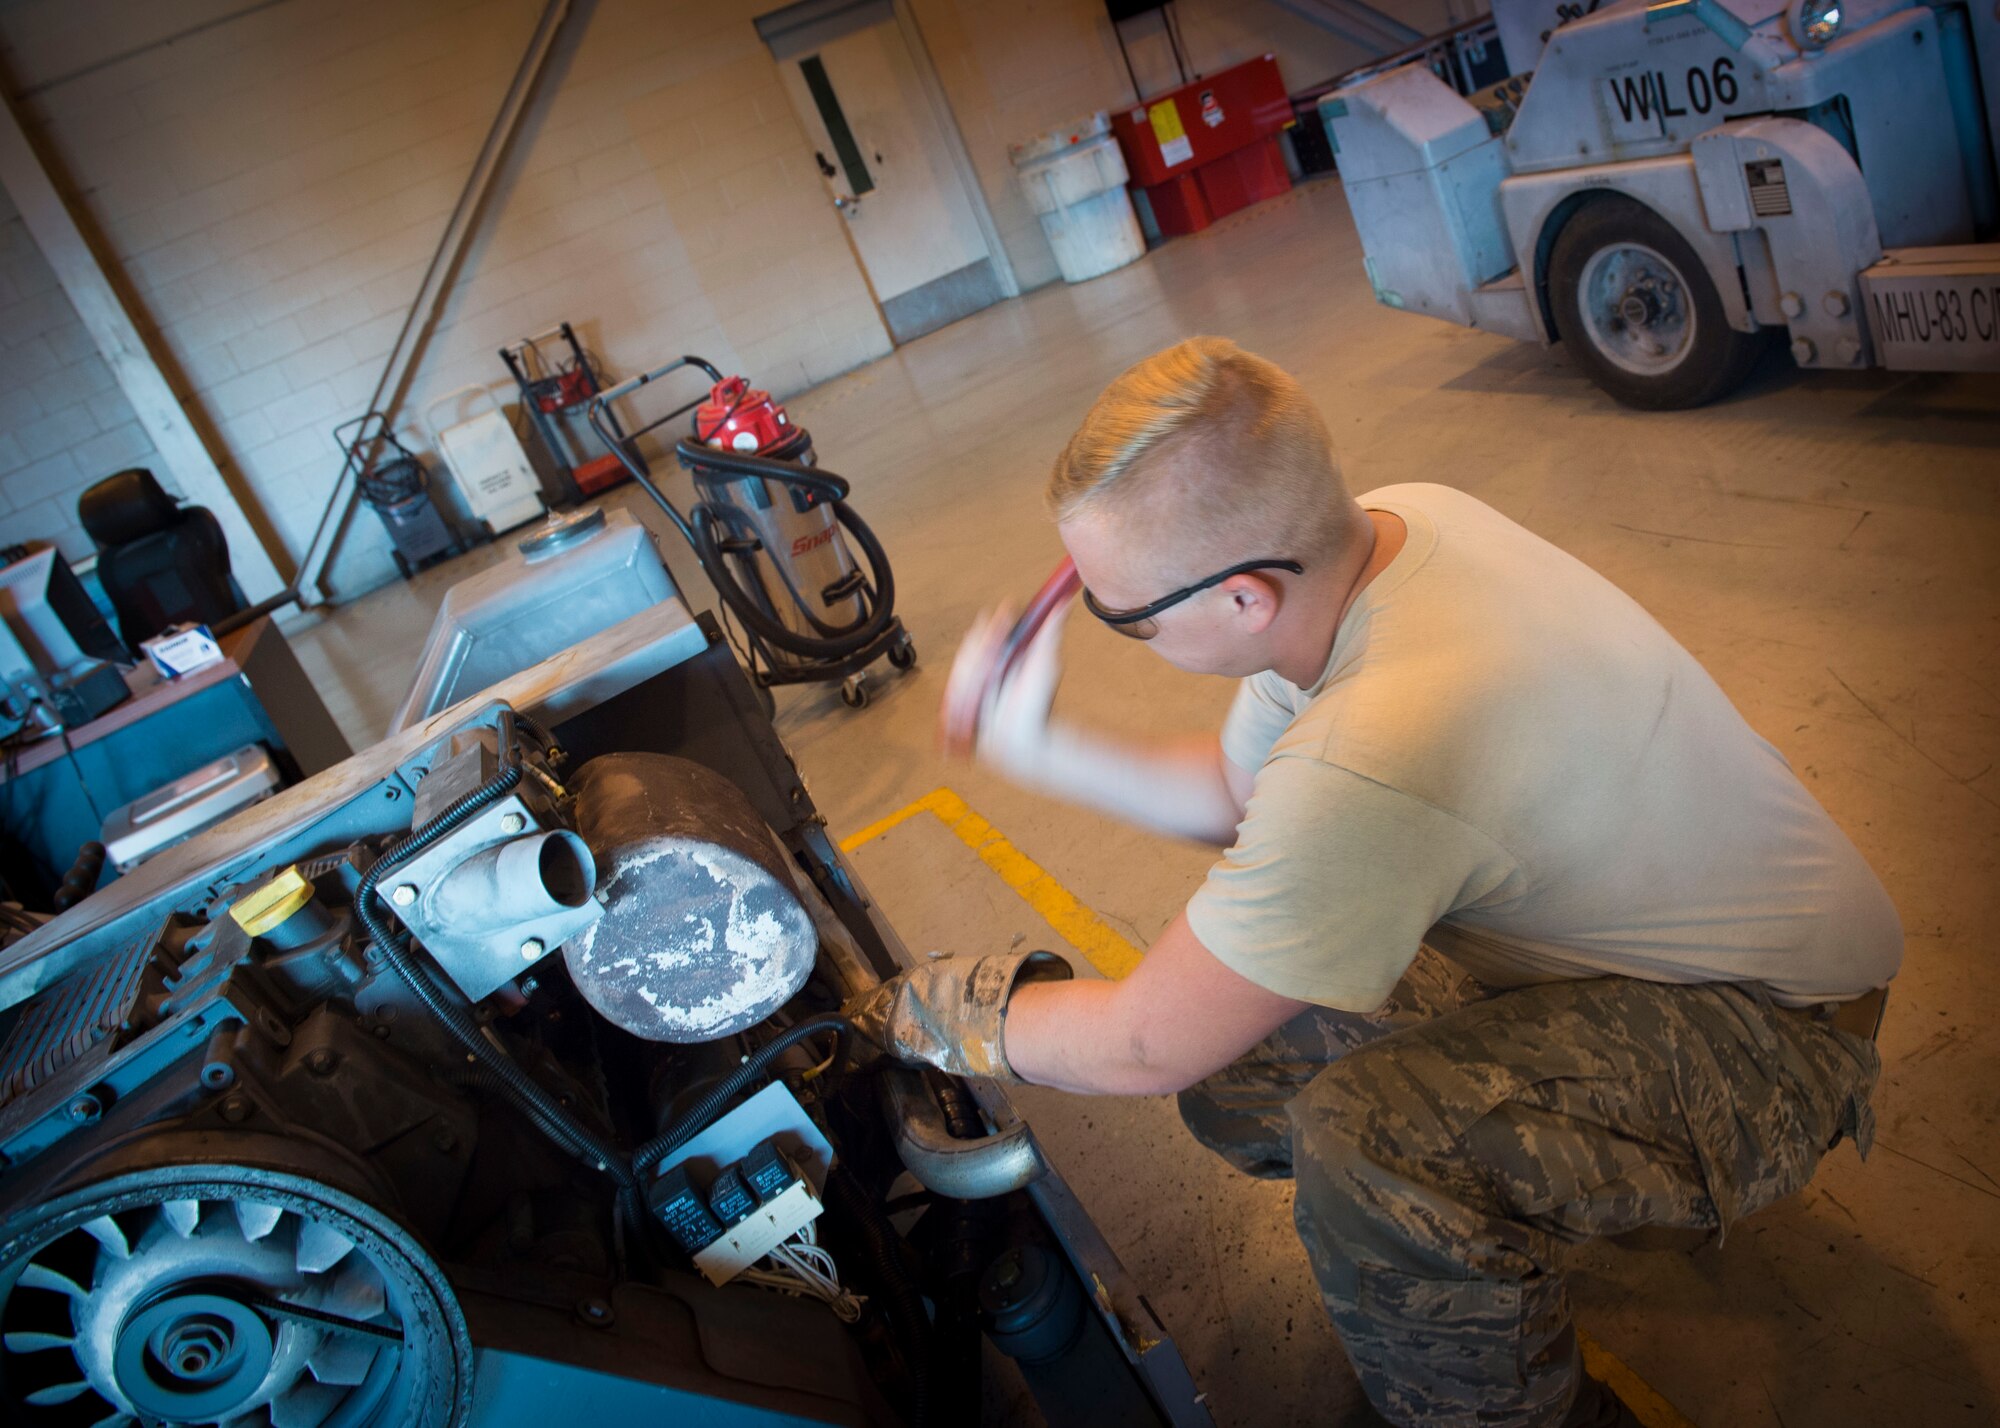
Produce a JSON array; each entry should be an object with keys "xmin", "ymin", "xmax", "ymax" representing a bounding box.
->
[{"xmin": 1185, "ymin": 483, "xmax": 1902, "ymax": 1012}]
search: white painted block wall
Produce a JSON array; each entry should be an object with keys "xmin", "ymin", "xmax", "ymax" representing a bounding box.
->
[
  {"xmin": 2, "ymin": 0, "xmax": 896, "ymax": 598},
  {"xmin": 0, "ymin": 185, "xmax": 166, "ymax": 561},
  {"xmin": 0, "ymin": 0, "xmax": 1456, "ymax": 598}
]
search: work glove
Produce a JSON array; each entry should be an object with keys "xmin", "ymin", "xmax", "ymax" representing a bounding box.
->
[
  {"xmin": 941, "ymin": 599, "xmax": 1072, "ymax": 780},
  {"xmin": 843, "ymin": 950, "xmax": 1073, "ymax": 1082}
]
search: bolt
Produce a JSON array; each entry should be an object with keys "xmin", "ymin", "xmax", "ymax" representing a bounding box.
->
[
  {"xmin": 1823, "ymin": 290, "xmax": 1850, "ymax": 318},
  {"xmin": 163, "ymin": 1321, "xmax": 230, "ymax": 1376},
  {"xmin": 66, "ymin": 1094, "xmax": 101, "ymax": 1125},
  {"xmin": 520, "ymin": 938, "xmax": 545, "ymax": 961},
  {"xmin": 305, "ymin": 1048, "xmax": 338, "ymax": 1077},
  {"xmin": 372, "ymin": 1023, "xmax": 392, "ymax": 1039},
  {"xmin": 1779, "ymin": 291, "xmax": 1804, "ymax": 319},
  {"xmin": 500, "ymin": 812, "xmax": 526, "ymax": 834},
  {"xmin": 391, "ymin": 884, "xmax": 418, "ymax": 907},
  {"xmin": 992, "ymin": 1252, "xmax": 1023, "ymax": 1290},
  {"xmin": 220, "ymin": 1093, "xmax": 251, "ymax": 1123},
  {"xmin": 577, "ymin": 1297, "xmax": 614, "ymax": 1327},
  {"xmin": 1790, "ymin": 337, "xmax": 1818, "ymax": 365},
  {"xmin": 1835, "ymin": 336, "xmax": 1863, "ymax": 365}
]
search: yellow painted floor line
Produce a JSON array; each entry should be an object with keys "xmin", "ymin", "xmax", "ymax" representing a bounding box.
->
[
  {"xmin": 843, "ymin": 785, "xmax": 1703, "ymax": 1428},
  {"xmin": 840, "ymin": 787, "xmax": 1143, "ymax": 979}
]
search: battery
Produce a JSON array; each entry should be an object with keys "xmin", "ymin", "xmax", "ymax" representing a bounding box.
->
[
  {"xmin": 741, "ymin": 1139, "xmax": 798, "ymax": 1202},
  {"xmin": 707, "ymin": 1165, "xmax": 757, "ymax": 1226},
  {"xmin": 647, "ymin": 1164, "xmax": 724, "ymax": 1252}
]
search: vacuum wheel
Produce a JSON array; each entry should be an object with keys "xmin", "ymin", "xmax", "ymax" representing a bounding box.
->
[
  {"xmin": 841, "ymin": 675, "xmax": 870, "ymax": 709},
  {"xmin": 887, "ymin": 634, "xmax": 917, "ymax": 672},
  {"xmin": 0, "ymin": 1163, "xmax": 470, "ymax": 1427}
]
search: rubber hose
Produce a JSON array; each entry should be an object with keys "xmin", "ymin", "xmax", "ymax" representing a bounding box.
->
[
  {"xmin": 629, "ymin": 1012, "xmax": 852, "ymax": 1175},
  {"xmin": 826, "ymin": 1168, "xmax": 933, "ymax": 1428},
  {"xmin": 352, "ymin": 727, "xmax": 637, "ymax": 1197},
  {"xmin": 689, "ymin": 497, "xmax": 898, "ymax": 659},
  {"xmin": 674, "ymin": 438, "xmax": 851, "ymax": 500},
  {"xmin": 53, "ymin": 841, "xmax": 106, "ymax": 911},
  {"xmin": 690, "ymin": 498, "xmax": 862, "ymax": 641},
  {"xmin": 356, "ymin": 795, "xmax": 626, "ymax": 1182},
  {"xmin": 692, "ymin": 500, "xmax": 884, "ymax": 643}
]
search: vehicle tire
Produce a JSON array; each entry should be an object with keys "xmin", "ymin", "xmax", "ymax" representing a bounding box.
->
[
  {"xmin": 888, "ymin": 634, "xmax": 917, "ymax": 671},
  {"xmin": 1548, "ymin": 195, "xmax": 1768, "ymax": 410}
]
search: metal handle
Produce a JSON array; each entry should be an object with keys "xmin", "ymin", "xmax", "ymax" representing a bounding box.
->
[{"xmin": 586, "ymin": 354, "xmax": 726, "ymax": 415}]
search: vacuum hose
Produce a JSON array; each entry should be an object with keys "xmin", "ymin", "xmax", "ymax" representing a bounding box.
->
[{"xmin": 675, "ymin": 440, "xmax": 900, "ymax": 661}]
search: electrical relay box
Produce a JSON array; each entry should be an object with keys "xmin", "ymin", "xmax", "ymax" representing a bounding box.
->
[{"xmin": 644, "ymin": 1083, "xmax": 836, "ymax": 1286}]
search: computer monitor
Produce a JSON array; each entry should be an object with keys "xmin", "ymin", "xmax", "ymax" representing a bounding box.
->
[{"xmin": 0, "ymin": 546, "xmax": 126, "ymax": 680}]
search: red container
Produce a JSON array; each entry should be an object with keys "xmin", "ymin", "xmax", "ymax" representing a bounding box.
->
[
  {"xmin": 1109, "ymin": 54, "xmax": 1294, "ymax": 237},
  {"xmin": 694, "ymin": 376, "xmax": 793, "ymax": 454}
]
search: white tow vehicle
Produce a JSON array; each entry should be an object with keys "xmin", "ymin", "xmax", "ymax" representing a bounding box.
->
[{"xmin": 1325, "ymin": 0, "xmax": 2000, "ymax": 407}]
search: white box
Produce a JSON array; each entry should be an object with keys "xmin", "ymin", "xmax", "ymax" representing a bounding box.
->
[{"xmin": 141, "ymin": 624, "xmax": 223, "ymax": 680}]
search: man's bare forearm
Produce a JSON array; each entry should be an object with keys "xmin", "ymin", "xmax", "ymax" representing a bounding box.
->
[
  {"xmin": 1022, "ymin": 728, "xmax": 1243, "ymax": 844},
  {"xmin": 1002, "ymin": 913, "xmax": 1308, "ymax": 1095}
]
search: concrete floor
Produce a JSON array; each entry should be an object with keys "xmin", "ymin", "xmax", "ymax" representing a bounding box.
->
[{"xmin": 291, "ymin": 176, "xmax": 2000, "ymax": 1426}]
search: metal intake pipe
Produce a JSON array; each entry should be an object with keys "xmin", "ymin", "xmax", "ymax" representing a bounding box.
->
[{"xmin": 424, "ymin": 830, "xmax": 596, "ymax": 935}]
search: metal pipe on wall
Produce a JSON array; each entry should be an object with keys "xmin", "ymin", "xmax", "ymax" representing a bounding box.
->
[{"xmin": 292, "ymin": 0, "xmax": 576, "ymax": 606}]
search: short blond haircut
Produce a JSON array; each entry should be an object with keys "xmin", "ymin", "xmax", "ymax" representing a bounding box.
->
[{"xmin": 1048, "ymin": 338, "xmax": 1363, "ymax": 580}]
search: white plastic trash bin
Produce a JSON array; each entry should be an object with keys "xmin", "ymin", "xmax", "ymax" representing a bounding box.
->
[{"xmin": 1010, "ymin": 112, "xmax": 1145, "ymax": 283}]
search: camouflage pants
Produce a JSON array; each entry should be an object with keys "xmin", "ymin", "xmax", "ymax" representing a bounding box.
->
[{"xmin": 1177, "ymin": 948, "xmax": 1881, "ymax": 1428}]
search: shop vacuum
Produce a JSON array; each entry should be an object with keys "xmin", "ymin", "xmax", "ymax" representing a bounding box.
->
[{"xmin": 587, "ymin": 357, "xmax": 913, "ymax": 709}]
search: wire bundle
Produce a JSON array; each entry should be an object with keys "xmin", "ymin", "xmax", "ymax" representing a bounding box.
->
[{"xmin": 739, "ymin": 1220, "xmax": 864, "ymax": 1323}]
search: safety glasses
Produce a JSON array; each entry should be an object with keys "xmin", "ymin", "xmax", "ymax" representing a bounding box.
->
[{"xmin": 1081, "ymin": 559, "xmax": 1303, "ymax": 640}]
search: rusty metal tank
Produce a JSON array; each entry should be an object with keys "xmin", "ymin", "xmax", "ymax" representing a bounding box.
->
[{"xmin": 565, "ymin": 753, "xmax": 817, "ymax": 1042}]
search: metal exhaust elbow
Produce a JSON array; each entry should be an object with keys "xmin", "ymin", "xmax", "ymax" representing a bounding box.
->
[{"xmin": 882, "ymin": 1067, "xmax": 1048, "ymax": 1200}]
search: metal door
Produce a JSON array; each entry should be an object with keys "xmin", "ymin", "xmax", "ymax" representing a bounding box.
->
[{"xmin": 765, "ymin": 5, "xmax": 1005, "ymax": 343}]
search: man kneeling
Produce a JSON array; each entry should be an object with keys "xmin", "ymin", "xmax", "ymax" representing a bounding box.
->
[{"xmin": 849, "ymin": 338, "xmax": 1899, "ymax": 1427}]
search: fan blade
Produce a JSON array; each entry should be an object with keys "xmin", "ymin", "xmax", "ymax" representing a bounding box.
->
[
  {"xmin": 86, "ymin": 1413, "xmax": 137, "ymax": 1428},
  {"xmin": 316, "ymin": 1264, "xmax": 386, "ymax": 1323},
  {"xmin": 18, "ymin": 1262, "xmax": 88, "ymax": 1300},
  {"xmin": 269, "ymin": 1378, "xmax": 347, "ymax": 1428},
  {"xmin": 25, "ymin": 1379, "xmax": 92, "ymax": 1405},
  {"xmin": 233, "ymin": 1200, "xmax": 284, "ymax": 1242},
  {"xmin": 306, "ymin": 1333, "xmax": 378, "ymax": 1386},
  {"xmin": 159, "ymin": 1199, "xmax": 201, "ymax": 1238},
  {"xmin": 2, "ymin": 1330, "xmax": 76, "ymax": 1352},
  {"xmin": 80, "ymin": 1215, "xmax": 131, "ymax": 1259},
  {"xmin": 294, "ymin": 1219, "xmax": 354, "ymax": 1275}
]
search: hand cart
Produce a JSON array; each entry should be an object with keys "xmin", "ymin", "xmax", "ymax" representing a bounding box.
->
[
  {"xmin": 334, "ymin": 412, "xmax": 465, "ymax": 579},
  {"xmin": 500, "ymin": 322, "xmax": 633, "ymax": 503}
]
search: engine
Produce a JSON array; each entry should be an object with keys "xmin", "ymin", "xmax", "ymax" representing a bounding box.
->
[{"xmin": 0, "ymin": 614, "xmax": 1202, "ymax": 1428}]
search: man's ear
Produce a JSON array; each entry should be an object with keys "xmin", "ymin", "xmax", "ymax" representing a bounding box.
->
[{"xmin": 1221, "ymin": 573, "xmax": 1282, "ymax": 635}]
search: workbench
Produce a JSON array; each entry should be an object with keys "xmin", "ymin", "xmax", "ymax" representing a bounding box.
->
[{"xmin": 0, "ymin": 617, "xmax": 350, "ymax": 901}]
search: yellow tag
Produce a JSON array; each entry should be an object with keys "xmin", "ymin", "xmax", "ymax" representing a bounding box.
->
[
  {"xmin": 1149, "ymin": 99, "xmax": 1193, "ymax": 167},
  {"xmin": 229, "ymin": 866, "xmax": 313, "ymax": 936}
]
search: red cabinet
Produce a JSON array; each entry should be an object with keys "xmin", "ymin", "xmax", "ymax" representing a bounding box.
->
[{"xmin": 1108, "ymin": 55, "xmax": 1294, "ymax": 237}]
